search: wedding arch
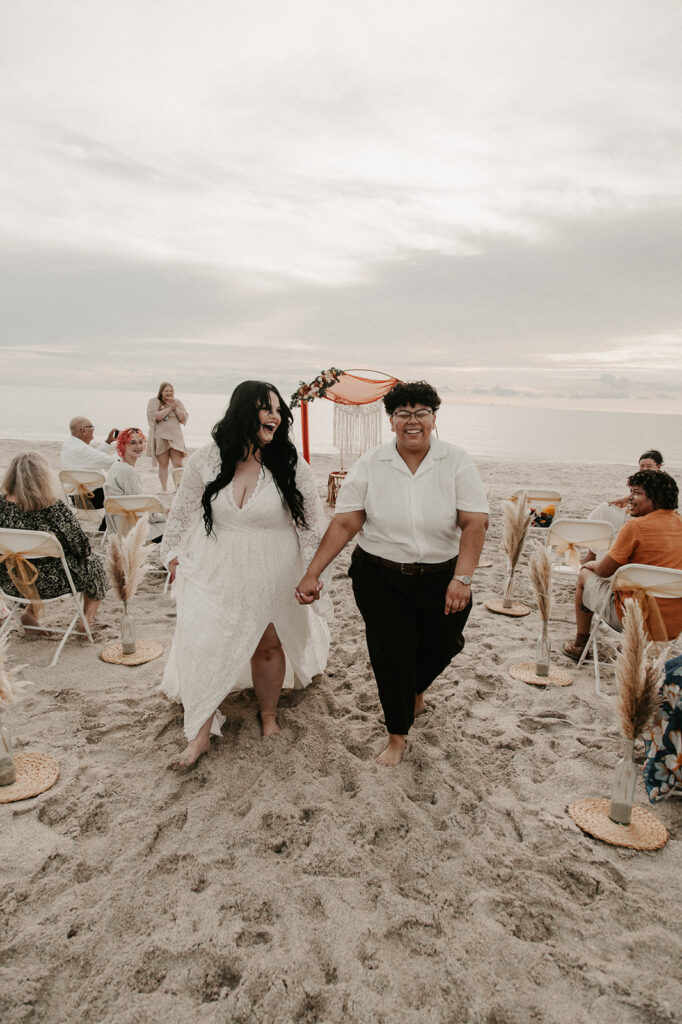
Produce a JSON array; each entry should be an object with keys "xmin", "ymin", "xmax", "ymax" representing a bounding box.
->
[{"xmin": 290, "ymin": 368, "xmax": 400, "ymax": 464}]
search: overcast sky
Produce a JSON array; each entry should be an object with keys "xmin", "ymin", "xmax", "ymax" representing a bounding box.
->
[{"xmin": 1, "ymin": 0, "xmax": 680, "ymax": 410}]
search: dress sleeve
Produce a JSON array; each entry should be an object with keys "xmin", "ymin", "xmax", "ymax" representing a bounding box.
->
[
  {"xmin": 292, "ymin": 458, "xmax": 330, "ymax": 569},
  {"xmin": 50, "ymin": 502, "xmax": 92, "ymax": 562},
  {"xmin": 292, "ymin": 459, "xmax": 334, "ymax": 618},
  {"xmin": 159, "ymin": 448, "xmax": 206, "ymax": 568}
]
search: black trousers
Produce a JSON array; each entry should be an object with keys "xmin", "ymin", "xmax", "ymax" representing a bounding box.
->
[{"xmin": 348, "ymin": 546, "xmax": 472, "ymax": 735}]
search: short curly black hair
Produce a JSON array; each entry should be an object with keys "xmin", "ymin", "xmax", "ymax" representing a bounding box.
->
[
  {"xmin": 627, "ymin": 470, "xmax": 679, "ymax": 511},
  {"xmin": 383, "ymin": 380, "xmax": 441, "ymax": 416},
  {"xmin": 638, "ymin": 449, "xmax": 664, "ymax": 466}
]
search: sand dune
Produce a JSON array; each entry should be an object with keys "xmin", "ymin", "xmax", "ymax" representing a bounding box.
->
[{"xmin": 1, "ymin": 440, "xmax": 680, "ymax": 1024}]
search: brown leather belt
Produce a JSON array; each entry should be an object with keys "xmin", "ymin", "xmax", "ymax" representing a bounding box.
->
[{"xmin": 362, "ymin": 549, "xmax": 456, "ymax": 575}]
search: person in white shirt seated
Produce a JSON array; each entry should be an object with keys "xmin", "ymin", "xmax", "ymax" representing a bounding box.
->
[
  {"xmin": 104, "ymin": 428, "xmax": 165, "ymax": 542},
  {"xmin": 296, "ymin": 380, "xmax": 489, "ymax": 768},
  {"xmin": 60, "ymin": 417, "xmax": 119, "ymax": 510}
]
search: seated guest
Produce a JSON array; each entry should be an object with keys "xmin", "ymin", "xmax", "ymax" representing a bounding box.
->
[
  {"xmin": 60, "ymin": 416, "xmax": 120, "ymax": 510},
  {"xmin": 564, "ymin": 470, "xmax": 682, "ymax": 660},
  {"xmin": 584, "ymin": 449, "xmax": 666, "ymax": 560},
  {"xmin": 104, "ymin": 428, "xmax": 165, "ymax": 542},
  {"xmin": 0, "ymin": 453, "xmax": 108, "ymax": 633}
]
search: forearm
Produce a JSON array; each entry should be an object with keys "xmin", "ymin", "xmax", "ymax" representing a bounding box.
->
[
  {"xmin": 456, "ymin": 519, "xmax": 488, "ymax": 576},
  {"xmin": 306, "ymin": 515, "xmax": 364, "ymax": 578}
]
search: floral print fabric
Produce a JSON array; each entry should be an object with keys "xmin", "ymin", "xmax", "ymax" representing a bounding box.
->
[{"xmin": 642, "ymin": 653, "xmax": 682, "ymax": 801}]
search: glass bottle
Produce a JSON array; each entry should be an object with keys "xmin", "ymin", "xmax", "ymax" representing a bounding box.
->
[
  {"xmin": 502, "ymin": 566, "xmax": 515, "ymax": 609},
  {"xmin": 0, "ymin": 722, "xmax": 16, "ymax": 786},
  {"xmin": 120, "ymin": 602, "xmax": 136, "ymax": 655},
  {"xmin": 609, "ymin": 739, "xmax": 638, "ymax": 825},
  {"xmin": 535, "ymin": 621, "xmax": 551, "ymax": 677}
]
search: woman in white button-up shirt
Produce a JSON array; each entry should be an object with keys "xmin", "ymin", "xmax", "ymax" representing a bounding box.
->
[{"xmin": 296, "ymin": 381, "xmax": 489, "ymax": 768}]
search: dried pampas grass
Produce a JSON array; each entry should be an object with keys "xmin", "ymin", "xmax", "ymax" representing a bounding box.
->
[
  {"xmin": 529, "ymin": 544, "xmax": 552, "ymax": 622},
  {"xmin": 616, "ymin": 598, "xmax": 665, "ymax": 741},
  {"xmin": 502, "ymin": 492, "xmax": 532, "ymax": 569},
  {"xmin": 0, "ymin": 636, "xmax": 33, "ymax": 705},
  {"xmin": 106, "ymin": 515, "xmax": 149, "ymax": 604}
]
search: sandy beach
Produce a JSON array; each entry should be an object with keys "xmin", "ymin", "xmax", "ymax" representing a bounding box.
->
[{"xmin": 1, "ymin": 438, "xmax": 680, "ymax": 1024}]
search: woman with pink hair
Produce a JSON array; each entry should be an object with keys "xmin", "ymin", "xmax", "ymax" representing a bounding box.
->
[{"xmin": 104, "ymin": 428, "xmax": 165, "ymax": 541}]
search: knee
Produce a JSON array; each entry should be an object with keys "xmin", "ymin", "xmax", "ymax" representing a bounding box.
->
[{"xmin": 253, "ymin": 637, "xmax": 283, "ymax": 664}]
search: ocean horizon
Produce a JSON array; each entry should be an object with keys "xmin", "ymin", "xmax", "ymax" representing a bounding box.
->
[{"xmin": 1, "ymin": 383, "xmax": 679, "ymax": 469}]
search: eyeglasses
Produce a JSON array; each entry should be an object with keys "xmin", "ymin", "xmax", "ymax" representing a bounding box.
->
[
  {"xmin": 392, "ymin": 409, "xmax": 433, "ymax": 422},
  {"xmin": 82, "ymin": 425, "xmax": 94, "ymax": 430}
]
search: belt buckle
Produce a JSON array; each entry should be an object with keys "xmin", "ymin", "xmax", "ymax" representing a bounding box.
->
[{"xmin": 400, "ymin": 562, "xmax": 421, "ymax": 575}]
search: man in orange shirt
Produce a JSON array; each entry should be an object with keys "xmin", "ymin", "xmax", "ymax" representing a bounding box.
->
[{"xmin": 563, "ymin": 470, "xmax": 682, "ymax": 660}]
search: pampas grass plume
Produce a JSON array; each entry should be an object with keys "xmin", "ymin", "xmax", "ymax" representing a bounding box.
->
[
  {"xmin": 106, "ymin": 514, "xmax": 149, "ymax": 605},
  {"xmin": 616, "ymin": 598, "xmax": 665, "ymax": 741},
  {"xmin": 502, "ymin": 492, "xmax": 532, "ymax": 569},
  {"xmin": 529, "ymin": 544, "xmax": 552, "ymax": 622}
]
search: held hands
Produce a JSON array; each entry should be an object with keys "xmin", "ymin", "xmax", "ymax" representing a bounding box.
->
[
  {"xmin": 295, "ymin": 573, "xmax": 323, "ymax": 604},
  {"xmin": 444, "ymin": 579, "xmax": 470, "ymax": 615}
]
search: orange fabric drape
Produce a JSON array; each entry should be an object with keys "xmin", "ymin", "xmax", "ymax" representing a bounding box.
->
[{"xmin": 323, "ymin": 373, "xmax": 400, "ymax": 406}]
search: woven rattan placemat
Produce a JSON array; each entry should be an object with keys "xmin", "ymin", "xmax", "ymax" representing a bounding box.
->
[
  {"xmin": 100, "ymin": 640, "xmax": 163, "ymax": 666},
  {"xmin": 485, "ymin": 599, "xmax": 531, "ymax": 617},
  {"xmin": 0, "ymin": 753, "xmax": 59, "ymax": 803},
  {"xmin": 568, "ymin": 797, "xmax": 668, "ymax": 850},
  {"xmin": 510, "ymin": 662, "xmax": 573, "ymax": 686}
]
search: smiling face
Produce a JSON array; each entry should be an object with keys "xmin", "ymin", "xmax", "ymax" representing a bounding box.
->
[
  {"xmin": 161, "ymin": 384, "xmax": 174, "ymax": 403},
  {"xmin": 628, "ymin": 485, "xmax": 656, "ymax": 518},
  {"xmin": 256, "ymin": 390, "xmax": 282, "ymax": 447},
  {"xmin": 124, "ymin": 431, "xmax": 147, "ymax": 461},
  {"xmin": 390, "ymin": 404, "xmax": 435, "ymax": 456},
  {"xmin": 638, "ymin": 456, "xmax": 660, "ymax": 471}
]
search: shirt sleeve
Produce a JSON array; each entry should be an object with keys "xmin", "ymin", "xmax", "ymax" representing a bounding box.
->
[
  {"xmin": 608, "ymin": 519, "xmax": 639, "ymax": 566},
  {"xmin": 453, "ymin": 451, "xmax": 489, "ymax": 513},
  {"xmin": 334, "ymin": 456, "xmax": 370, "ymax": 514}
]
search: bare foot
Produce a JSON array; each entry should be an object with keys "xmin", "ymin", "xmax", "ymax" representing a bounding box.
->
[
  {"xmin": 375, "ymin": 734, "xmax": 407, "ymax": 768},
  {"xmin": 20, "ymin": 610, "xmax": 48, "ymax": 637},
  {"xmin": 259, "ymin": 711, "xmax": 280, "ymax": 738},
  {"xmin": 167, "ymin": 736, "xmax": 210, "ymax": 771},
  {"xmin": 414, "ymin": 692, "xmax": 427, "ymax": 717}
]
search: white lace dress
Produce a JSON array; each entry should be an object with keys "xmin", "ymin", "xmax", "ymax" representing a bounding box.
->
[{"xmin": 159, "ymin": 443, "xmax": 331, "ymax": 740}]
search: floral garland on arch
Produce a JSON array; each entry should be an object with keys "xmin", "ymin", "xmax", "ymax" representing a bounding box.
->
[{"xmin": 290, "ymin": 367, "xmax": 344, "ymax": 408}]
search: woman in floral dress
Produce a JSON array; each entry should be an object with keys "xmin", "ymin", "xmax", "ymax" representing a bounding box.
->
[{"xmin": 0, "ymin": 452, "xmax": 108, "ymax": 632}]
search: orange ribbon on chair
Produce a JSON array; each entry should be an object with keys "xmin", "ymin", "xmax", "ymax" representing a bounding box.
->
[
  {"xmin": 0, "ymin": 550, "xmax": 44, "ymax": 617},
  {"xmin": 105, "ymin": 499, "xmax": 161, "ymax": 536},
  {"xmin": 71, "ymin": 483, "xmax": 95, "ymax": 510},
  {"xmin": 613, "ymin": 580, "xmax": 678, "ymax": 644}
]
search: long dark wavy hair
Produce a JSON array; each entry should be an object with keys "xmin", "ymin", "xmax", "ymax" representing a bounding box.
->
[{"xmin": 201, "ymin": 381, "xmax": 306, "ymax": 536}]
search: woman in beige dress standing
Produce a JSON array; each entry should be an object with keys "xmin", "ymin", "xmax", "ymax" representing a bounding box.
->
[{"xmin": 147, "ymin": 382, "xmax": 188, "ymax": 490}]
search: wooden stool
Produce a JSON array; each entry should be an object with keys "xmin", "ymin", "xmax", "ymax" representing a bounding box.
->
[{"xmin": 327, "ymin": 471, "xmax": 347, "ymax": 507}]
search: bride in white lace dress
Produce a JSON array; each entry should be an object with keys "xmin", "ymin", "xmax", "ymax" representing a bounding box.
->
[{"xmin": 160, "ymin": 381, "xmax": 330, "ymax": 768}]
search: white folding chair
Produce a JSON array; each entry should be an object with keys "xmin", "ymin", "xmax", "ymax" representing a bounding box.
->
[
  {"xmin": 59, "ymin": 470, "xmax": 106, "ymax": 532},
  {"xmin": 510, "ymin": 488, "xmax": 562, "ymax": 541},
  {"xmin": 547, "ymin": 518, "xmax": 614, "ymax": 576},
  {"xmin": 172, "ymin": 467, "xmax": 184, "ymax": 489},
  {"xmin": 578, "ymin": 563, "xmax": 682, "ymax": 695},
  {"xmin": 103, "ymin": 495, "xmax": 169, "ymax": 590},
  {"xmin": 103, "ymin": 495, "xmax": 166, "ymax": 538},
  {"xmin": 0, "ymin": 528, "xmax": 94, "ymax": 667}
]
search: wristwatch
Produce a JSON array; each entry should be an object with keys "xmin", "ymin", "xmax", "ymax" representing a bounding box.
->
[{"xmin": 453, "ymin": 574, "xmax": 472, "ymax": 586}]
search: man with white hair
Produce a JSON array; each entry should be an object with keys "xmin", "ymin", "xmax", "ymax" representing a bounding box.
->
[{"xmin": 60, "ymin": 416, "xmax": 119, "ymax": 510}]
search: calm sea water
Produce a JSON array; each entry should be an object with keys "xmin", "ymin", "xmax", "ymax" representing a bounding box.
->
[{"xmin": 0, "ymin": 384, "xmax": 679, "ymax": 468}]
